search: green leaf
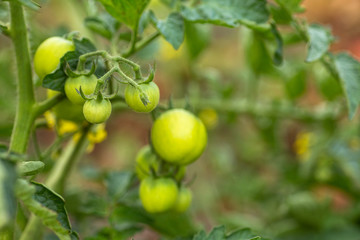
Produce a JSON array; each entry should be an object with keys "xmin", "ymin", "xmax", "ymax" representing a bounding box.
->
[
  {"xmin": 97, "ymin": 0, "xmax": 151, "ymax": 29},
  {"xmin": 334, "ymin": 53, "xmax": 360, "ymax": 119},
  {"xmin": 15, "ymin": 180, "xmax": 79, "ymax": 240},
  {"xmin": 42, "ymin": 37, "xmax": 97, "ymax": 92},
  {"xmin": 330, "ymin": 141, "xmax": 360, "ymax": 186},
  {"xmin": 0, "ymin": 158, "xmax": 17, "ymax": 231},
  {"xmin": 84, "ymin": 13, "xmax": 120, "ymax": 39},
  {"xmin": 105, "ymin": 171, "xmax": 134, "ymax": 201},
  {"xmin": 226, "ymin": 228, "xmax": 257, "ymax": 240},
  {"xmin": 192, "ymin": 226, "xmax": 266, "ymax": 240},
  {"xmin": 18, "ymin": 161, "xmax": 44, "ymax": 176},
  {"xmin": 180, "ymin": 0, "xmax": 269, "ymax": 29},
  {"xmin": 207, "ymin": 226, "xmax": 226, "ymax": 240},
  {"xmin": 150, "ymin": 11, "xmax": 185, "ymax": 50},
  {"xmin": 185, "ymin": 21, "xmax": 211, "ymax": 60},
  {"xmin": 275, "ymin": 0, "xmax": 304, "ymax": 13},
  {"xmin": 306, "ymin": 24, "xmax": 333, "ymax": 62},
  {"xmin": 284, "ymin": 68, "xmax": 306, "ymax": 100},
  {"xmin": 15, "ymin": 0, "xmax": 40, "ymax": 10},
  {"xmin": 270, "ymin": 23, "xmax": 283, "ymax": 65}
]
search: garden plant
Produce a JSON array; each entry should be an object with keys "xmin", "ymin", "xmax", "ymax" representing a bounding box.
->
[{"xmin": 1, "ymin": 0, "xmax": 360, "ymax": 239}]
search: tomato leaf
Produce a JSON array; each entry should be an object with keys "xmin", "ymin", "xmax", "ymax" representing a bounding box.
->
[
  {"xmin": 192, "ymin": 225, "xmax": 267, "ymax": 240},
  {"xmin": 105, "ymin": 171, "xmax": 134, "ymax": 201},
  {"xmin": 270, "ymin": 23, "xmax": 283, "ymax": 65},
  {"xmin": 274, "ymin": 0, "xmax": 304, "ymax": 13},
  {"xmin": 42, "ymin": 37, "xmax": 97, "ymax": 93},
  {"xmin": 180, "ymin": 0, "xmax": 269, "ymax": 30},
  {"xmin": 150, "ymin": 11, "xmax": 185, "ymax": 50},
  {"xmin": 306, "ymin": 24, "xmax": 333, "ymax": 62},
  {"xmin": 0, "ymin": 158, "xmax": 17, "ymax": 231},
  {"xmin": 15, "ymin": 180, "xmax": 79, "ymax": 240},
  {"xmin": 97, "ymin": 0, "xmax": 151, "ymax": 29},
  {"xmin": 334, "ymin": 53, "xmax": 360, "ymax": 119},
  {"xmin": 84, "ymin": 13, "xmax": 120, "ymax": 39},
  {"xmin": 185, "ymin": 21, "xmax": 211, "ymax": 60},
  {"xmin": 17, "ymin": 161, "xmax": 44, "ymax": 176}
]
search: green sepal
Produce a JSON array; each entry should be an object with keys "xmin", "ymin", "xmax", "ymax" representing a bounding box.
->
[
  {"xmin": 64, "ymin": 61, "xmax": 82, "ymax": 78},
  {"xmin": 83, "ymin": 61, "xmax": 97, "ymax": 77},
  {"xmin": 140, "ymin": 63, "xmax": 156, "ymax": 84},
  {"xmin": 76, "ymin": 86, "xmax": 94, "ymax": 101},
  {"xmin": 140, "ymin": 92, "xmax": 150, "ymax": 106}
]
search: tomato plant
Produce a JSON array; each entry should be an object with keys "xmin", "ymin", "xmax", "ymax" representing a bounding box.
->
[{"xmin": 1, "ymin": 0, "xmax": 360, "ymax": 240}]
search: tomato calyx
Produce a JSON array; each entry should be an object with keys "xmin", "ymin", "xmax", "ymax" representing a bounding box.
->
[{"xmin": 65, "ymin": 60, "xmax": 96, "ymax": 78}]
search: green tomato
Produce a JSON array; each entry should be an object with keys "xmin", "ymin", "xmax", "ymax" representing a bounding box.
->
[
  {"xmin": 135, "ymin": 145, "xmax": 159, "ymax": 180},
  {"xmin": 83, "ymin": 98, "xmax": 112, "ymax": 124},
  {"xmin": 151, "ymin": 109, "xmax": 207, "ymax": 165},
  {"xmin": 34, "ymin": 37, "xmax": 75, "ymax": 80},
  {"xmin": 139, "ymin": 177, "xmax": 178, "ymax": 213},
  {"xmin": 47, "ymin": 89, "xmax": 84, "ymax": 122},
  {"xmin": 65, "ymin": 75, "xmax": 98, "ymax": 105},
  {"xmin": 173, "ymin": 186, "xmax": 192, "ymax": 213},
  {"xmin": 125, "ymin": 82, "xmax": 160, "ymax": 113}
]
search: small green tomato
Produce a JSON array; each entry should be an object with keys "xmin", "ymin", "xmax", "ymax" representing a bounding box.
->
[
  {"xmin": 64, "ymin": 75, "xmax": 98, "ymax": 105},
  {"xmin": 83, "ymin": 98, "xmax": 112, "ymax": 124},
  {"xmin": 125, "ymin": 82, "xmax": 160, "ymax": 113}
]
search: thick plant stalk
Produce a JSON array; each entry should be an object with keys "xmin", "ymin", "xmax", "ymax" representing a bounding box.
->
[
  {"xmin": 19, "ymin": 128, "xmax": 90, "ymax": 240},
  {"xmin": 9, "ymin": 1, "xmax": 36, "ymax": 154}
]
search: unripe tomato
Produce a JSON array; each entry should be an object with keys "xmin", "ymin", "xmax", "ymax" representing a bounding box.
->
[
  {"xmin": 151, "ymin": 109, "xmax": 207, "ymax": 165},
  {"xmin": 135, "ymin": 145, "xmax": 159, "ymax": 180},
  {"xmin": 139, "ymin": 177, "xmax": 178, "ymax": 213},
  {"xmin": 65, "ymin": 75, "xmax": 98, "ymax": 105},
  {"xmin": 83, "ymin": 98, "xmax": 112, "ymax": 124},
  {"xmin": 173, "ymin": 186, "xmax": 192, "ymax": 213},
  {"xmin": 47, "ymin": 89, "xmax": 84, "ymax": 122},
  {"xmin": 34, "ymin": 37, "xmax": 75, "ymax": 80},
  {"xmin": 124, "ymin": 82, "xmax": 160, "ymax": 113}
]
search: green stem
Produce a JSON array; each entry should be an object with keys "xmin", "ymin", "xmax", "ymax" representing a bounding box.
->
[
  {"xmin": 171, "ymin": 98, "xmax": 340, "ymax": 122},
  {"xmin": 33, "ymin": 93, "xmax": 65, "ymax": 118},
  {"xmin": 9, "ymin": 1, "xmax": 35, "ymax": 154},
  {"xmin": 122, "ymin": 32, "xmax": 161, "ymax": 58},
  {"xmin": 19, "ymin": 127, "xmax": 90, "ymax": 240},
  {"xmin": 46, "ymin": 126, "xmax": 90, "ymax": 193}
]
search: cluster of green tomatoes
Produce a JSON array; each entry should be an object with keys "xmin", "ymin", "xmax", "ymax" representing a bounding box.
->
[
  {"xmin": 34, "ymin": 36, "xmax": 160, "ymax": 124},
  {"xmin": 33, "ymin": 36, "xmax": 207, "ymax": 214},
  {"xmin": 136, "ymin": 108, "xmax": 207, "ymax": 213}
]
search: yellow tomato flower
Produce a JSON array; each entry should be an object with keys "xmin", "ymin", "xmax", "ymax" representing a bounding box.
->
[
  {"xmin": 58, "ymin": 120, "xmax": 79, "ymax": 136},
  {"xmin": 294, "ymin": 131, "xmax": 313, "ymax": 161},
  {"xmin": 44, "ymin": 111, "xmax": 56, "ymax": 129},
  {"xmin": 198, "ymin": 108, "xmax": 218, "ymax": 129}
]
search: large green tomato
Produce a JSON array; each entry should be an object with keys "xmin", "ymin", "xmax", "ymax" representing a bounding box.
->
[
  {"xmin": 139, "ymin": 177, "xmax": 178, "ymax": 213},
  {"xmin": 47, "ymin": 89, "xmax": 84, "ymax": 122},
  {"xmin": 173, "ymin": 186, "xmax": 192, "ymax": 213},
  {"xmin": 65, "ymin": 75, "xmax": 98, "ymax": 105},
  {"xmin": 151, "ymin": 109, "xmax": 207, "ymax": 165},
  {"xmin": 124, "ymin": 82, "xmax": 160, "ymax": 113},
  {"xmin": 34, "ymin": 37, "xmax": 75, "ymax": 80},
  {"xmin": 135, "ymin": 145, "xmax": 159, "ymax": 180},
  {"xmin": 83, "ymin": 98, "xmax": 112, "ymax": 124}
]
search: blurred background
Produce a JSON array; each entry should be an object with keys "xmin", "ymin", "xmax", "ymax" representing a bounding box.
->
[{"xmin": 1, "ymin": 0, "xmax": 360, "ymax": 239}]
